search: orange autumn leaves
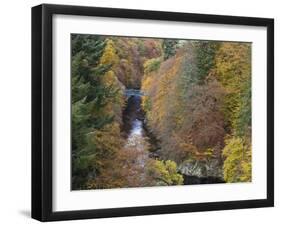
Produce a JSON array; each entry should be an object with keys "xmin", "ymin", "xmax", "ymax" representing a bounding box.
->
[{"xmin": 142, "ymin": 41, "xmax": 252, "ymax": 182}]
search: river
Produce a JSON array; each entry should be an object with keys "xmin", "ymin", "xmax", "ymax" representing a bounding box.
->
[{"xmin": 123, "ymin": 93, "xmax": 149, "ymax": 163}]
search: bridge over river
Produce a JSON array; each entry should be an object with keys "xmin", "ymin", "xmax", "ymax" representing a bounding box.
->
[{"xmin": 124, "ymin": 89, "xmax": 146, "ymax": 97}]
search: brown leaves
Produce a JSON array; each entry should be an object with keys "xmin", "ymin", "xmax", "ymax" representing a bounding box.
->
[{"xmin": 142, "ymin": 41, "xmax": 227, "ymax": 165}]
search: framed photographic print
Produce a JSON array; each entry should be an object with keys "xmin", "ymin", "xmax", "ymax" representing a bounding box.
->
[{"xmin": 32, "ymin": 4, "xmax": 274, "ymax": 221}]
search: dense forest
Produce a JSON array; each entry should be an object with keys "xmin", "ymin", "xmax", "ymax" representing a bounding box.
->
[{"xmin": 71, "ymin": 34, "xmax": 251, "ymax": 190}]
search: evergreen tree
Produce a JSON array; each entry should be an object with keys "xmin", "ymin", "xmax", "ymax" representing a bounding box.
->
[
  {"xmin": 71, "ymin": 35, "xmax": 122, "ymax": 189},
  {"xmin": 162, "ymin": 39, "xmax": 179, "ymax": 60}
]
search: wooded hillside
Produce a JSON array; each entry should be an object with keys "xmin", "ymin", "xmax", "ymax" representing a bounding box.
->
[{"xmin": 71, "ymin": 34, "xmax": 252, "ymax": 190}]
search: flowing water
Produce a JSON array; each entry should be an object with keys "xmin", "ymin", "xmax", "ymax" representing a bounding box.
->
[{"xmin": 122, "ymin": 93, "xmax": 150, "ymax": 183}]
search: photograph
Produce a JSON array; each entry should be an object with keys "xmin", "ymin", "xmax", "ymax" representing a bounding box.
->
[
  {"xmin": 71, "ymin": 34, "xmax": 252, "ymax": 190},
  {"xmin": 31, "ymin": 3, "xmax": 274, "ymax": 221}
]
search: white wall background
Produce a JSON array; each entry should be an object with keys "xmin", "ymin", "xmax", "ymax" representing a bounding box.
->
[{"xmin": 0, "ymin": 0, "xmax": 279, "ymax": 225}]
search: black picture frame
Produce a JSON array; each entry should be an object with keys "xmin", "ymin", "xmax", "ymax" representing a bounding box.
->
[{"xmin": 32, "ymin": 3, "xmax": 274, "ymax": 222}]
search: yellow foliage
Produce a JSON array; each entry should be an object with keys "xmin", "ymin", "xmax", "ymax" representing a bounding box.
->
[
  {"xmin": 100, "ymin": 39, "xmax": 119, "ymax": 66},
  {"xmin": 90, "ymin": 122, "xmax": 123, "ymax": 158},
  {"xmin": 147, "ymin": 159, "xmax": 184, "ymax": 185},
  {"xmin": 214, "ymin": 43, "xmax": 251, "ymax": 134},
  {"xmin": 99, "ymin": 39, "xmax": 125, "ymax": 121},
  {"xmin": 222, "ymin": 136, "xmax": 251, "ymax": 183}
]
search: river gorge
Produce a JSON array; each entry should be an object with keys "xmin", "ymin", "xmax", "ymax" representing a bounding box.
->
[{"xmin": 122, "ymin": 89, "xmax": 225, "ymax": 186}]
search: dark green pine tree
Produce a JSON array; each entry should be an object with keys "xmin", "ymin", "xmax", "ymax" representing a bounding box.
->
[
  {"xmin": 194, "ymin": 41, "xmax": 220, "ymax": 82},
  {"xmin": 71, "ymin": 34, "xmax": 117, "ymax": 189},
  {"xmin": 162, "ymin": 39, "xmax": 179, "ymax": 60}
]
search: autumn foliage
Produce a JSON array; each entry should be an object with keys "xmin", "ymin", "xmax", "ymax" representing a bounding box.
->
[
  {"xmin": 142, "ymin": 41, "xmax": 252, "ymax": 182},
  {"xmin": 71, "ymin": 34, "xmax": 252, "ymax": 190}
]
